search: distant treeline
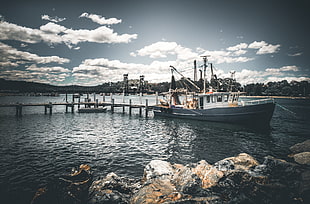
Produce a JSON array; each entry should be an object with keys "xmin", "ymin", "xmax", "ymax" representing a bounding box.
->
[
  {"xmin": 0, "ymin": 79, "xmax": 169, "ymax": 94},
  {"xmin": 243, "ymin": 80, "xmax": 309, "ymax": 97},
  {"xmin": 0, "ymin": 78, "xmax": 309, "ymax": 97}
]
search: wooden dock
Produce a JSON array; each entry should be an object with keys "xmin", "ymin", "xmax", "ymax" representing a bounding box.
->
[{"xmin": 0, "ymin": 99, "xmax": 155, "ymax": 117}]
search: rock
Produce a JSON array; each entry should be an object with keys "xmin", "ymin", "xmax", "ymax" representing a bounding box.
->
[
  {"xmin": 290, "ymin": 140, "xmax": 310, "ymax": 154},
  {"xmin": 89, "ymin": 172, "xmax": 140, "ymax": 204},
  {"xmin": 142, "ymin": 160, "xmax": 175, "ymax": 182},
  {"xmin": 214, "ymin": 153, "xmax": 259, "ymax": 172},
  {"xmin": 31, "ymin": 164, "xmax": 92, "ymax": 204},
  {"xmin": 293, "ymin": 152, "xmax": 310, "ymax": 165},
  {"xmin": 192, "ymin": 160, "xmax": 224, "ymax": 189}
]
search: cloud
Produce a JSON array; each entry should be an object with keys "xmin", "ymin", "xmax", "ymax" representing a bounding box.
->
[
  {"xmin": 72, "ymin": 57, "xmax": 186, "ymax": 84},
  {"xmin": 132, "ymin": 41, "xmax": 199, "ymax": 61},
  {"xmin": 236, "ymin": 65, "xmax": 305, "ymax": 85},
  {"xmin": 226, "ymin": 43, "xmax": 248, "ymax": 51},
  {"xmin": 41, "ymin": 14, "xmax": 66, "ymax": 23},
  {"xmin": 0, "ymin": 19, "xmax": 137, "ymax": 48},
  {"xmin": 266, "ymin": 65, "xmax": 299, "ymax": 73},
  {"xmin": 248, "ymin": 41, "xmax": 280, "ymax": 54},
  {"xmin": 288, "ymin": 52, "xmax": 303, "ymax": 57},
  {"xmin": 132, "ymin": 41, "xmax": 197, "ymax": 60},
  {"xmin": 0, "ymin": 67, "xmax": 70, "ymax": 84},
  {"xmin": 0, "ymin": 42, "xmax": 70, "ymax": 66},
  {"xmin": 79, "ymin": 13, "xmax": 122, "ymax": 25},
  {"xmin": 26, "ymin": 64, "xmax": 70, "ymax": 73}
]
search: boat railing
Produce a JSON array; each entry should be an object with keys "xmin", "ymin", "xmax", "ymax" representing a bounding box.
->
[{"xmin": 240, "ymin": 98, "xmax": 274, "ymax": 106}]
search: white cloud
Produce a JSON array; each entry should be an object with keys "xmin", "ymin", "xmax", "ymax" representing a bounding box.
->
[
  {"xmin": 248, "ymin": 41, "xmax": 280, "ymax": 54},
  {"xmin": 0, "ymin": 20, "xmax": 137, "ymax": 48},
  {"xmin": 40, "ymin": 22, "xmax": 67, "ymax": 34},
  {"xmin": 41, "ymin": 15, "xmax": 66, "ymax": 23},
  {"xmin": 79, "ymin": 13, "xmax": 122, "ymax": 25},
  {"xmin": 236, "ymin": 65, "xmax": 305, "ymax": 85},
  {"xmin": 0, "ymin": 42, "xmax": 70, "ymax": 65},
  {"xmin": 226, "ymin": 43, "xmax": 248, "ymax": 51},
  {"xmin": 72, "ymin": 57, "xmax": 186, "ymax": 84},
  {"xmin": 133, "ymin": 41, "xmax": 199, "ymax": 61},
  {"xmin": 26, "ymin": 64, "xmax": 70, "ymax": 73}
]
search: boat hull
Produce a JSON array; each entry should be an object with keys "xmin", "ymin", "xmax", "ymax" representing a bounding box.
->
[{"xmin": 153, "ymin": 103, "xmax": 275, "ymax": 125}]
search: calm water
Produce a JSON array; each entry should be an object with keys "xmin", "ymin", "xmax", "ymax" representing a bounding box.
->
[{"xmin": 0, "ymin": 94, "xmax": 309, "ymax": 204}]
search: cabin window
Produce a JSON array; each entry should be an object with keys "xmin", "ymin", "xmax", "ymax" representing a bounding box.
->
[
  {"xmin": 217, "ymin": 95, "xmax": 222, "ymax": 102},
  {"xmin": 207, "ymin": 96, "xmax": 210, "ymax": 103},
  {"xmin": 199, "ymin": 97, "xmax": 203, "ymax": 109},
  {"xmin": 224, "ymin": 95, "xmax": 228, "ymax": 102},
  {"xmin": 212, "ymin": 96, "xmax": 216, "ymax": 103}
]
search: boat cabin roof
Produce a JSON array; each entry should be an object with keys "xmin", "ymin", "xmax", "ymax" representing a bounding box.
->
[{"xmin": 198, "ymin": 92, "xmax": 246, "ymax": 97}]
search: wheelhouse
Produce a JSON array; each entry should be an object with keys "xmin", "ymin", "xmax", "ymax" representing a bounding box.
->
[{"xmin": 198, "ymin": 92, "xmax": 243, "ymax": 109}]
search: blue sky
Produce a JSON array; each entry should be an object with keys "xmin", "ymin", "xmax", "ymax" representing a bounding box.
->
[{"xmin": 0, "ymin": 0, "xmax": 309, "ymax": 86}]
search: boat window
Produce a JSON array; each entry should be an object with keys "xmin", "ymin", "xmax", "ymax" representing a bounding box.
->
[
  {"xmin": 212, "ymin": 96, "xmax": 216, "ymax": 103},
  {"xmin": 217, "ymin": 95, "xmax": 222, "ymax": 102},
  {"xmin": 224, "ymin": 95, "xmax": 228, "ymax": 102},
  {"xmin": 199, "ymin": 97, "xmax": 203, "ymax": 109},
  {"xmin": 207, "ymin": 96, "xmax": 210, "ymax": 103}
]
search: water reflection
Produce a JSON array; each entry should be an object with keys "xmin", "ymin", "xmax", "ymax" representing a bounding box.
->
[{"xmin": 157, "ymin": 117, "xmax": 275, "ymax": 164}]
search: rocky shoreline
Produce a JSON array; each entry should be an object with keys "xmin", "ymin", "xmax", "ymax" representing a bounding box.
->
[{"xmin": 31, "ymin": 140, "xmax": 310, "ymax": 204}]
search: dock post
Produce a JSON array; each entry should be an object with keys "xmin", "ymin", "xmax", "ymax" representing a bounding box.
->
[
  {"xmin": 102, "ymin": 93, "xmax": 105, "ymax": 102},
  {"xmin": 65, "ymin": 105, "xmax": 68, "ymax": 113},
  {"xmin": 122, "ymin": 92, "xmax": 125, "ymax": 113},
  {"xmin": 16, "ymin": 103, "xmax": 22, "ymax": 117},
  {"xmin": 145, "ymin": 99, "xmax": 148, "ymax": 118},
  {"xmin": 49, "ymin": 102, "xmax": 52, "ymax": 115},
  {"xmin": 96, "ymin": 99, "xmax": 99, "ymax": 108},
  {"xmin": 139, "ymin": 106, "xmax": 142, "ymax": 117},
  {"xmin": 78, "ymin": 98, "xmax": 80, "ymax": 109},
  {"xmin": 129, "ymin": 99, "xmax": 132, "ymax": 115},
  {"xmin": 93, "ymin": 93, "xmax": 96, "ymax": 107},
  {"xmin": 155, "ymin": 92, "xmax": 159, "ymax": 105},
  {"xmin": 65, "ymin": 93, "xmax": 68, "ymax": 103},
  {"xmin": 111, "ymin": 98, "xmax": 114, "ymax": 113}
]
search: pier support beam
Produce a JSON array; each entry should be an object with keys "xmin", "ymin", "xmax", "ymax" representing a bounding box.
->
[
  {"xmin": 111, "ymin": 99, "xmax": 114, "ymax": 113},
  {"xmin": 16, "ymin": 103, "xmax": 22, "ymax": 117},
  {"xmin": 129, "ymin": 99, "xmax": 132, "ymax": 115},
  {"xmin": 145, "ymin": 99, "xmax": 148, "ymax": 118},
  {"xmin": 44, "ymin": 103, "xmax": 52, "ymax": 115}
]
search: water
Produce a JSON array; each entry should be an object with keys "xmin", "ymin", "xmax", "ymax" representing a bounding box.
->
[{"xmin": 0, "ymin": 94, "xmax": 309, "ymax": 204}]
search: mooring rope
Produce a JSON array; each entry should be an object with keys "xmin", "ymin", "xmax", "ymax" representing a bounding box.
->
[{"xmin": 276, "ymin": 102, "xmax": 297, "ymax": 117}]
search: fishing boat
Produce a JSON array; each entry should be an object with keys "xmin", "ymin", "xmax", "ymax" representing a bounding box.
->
[{"xmin": 153, "ymin": 57, "xmax": 275, "ymax": 126}]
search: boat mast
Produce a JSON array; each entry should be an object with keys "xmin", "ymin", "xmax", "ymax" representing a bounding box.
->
[{"xmin": 200, "ymin": 55, "xmax": 210, "ymax": 93}]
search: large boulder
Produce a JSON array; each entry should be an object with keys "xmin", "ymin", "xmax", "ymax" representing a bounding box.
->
[
  {"xmin": 293, "ymin": 152, "xmax": 310, "ymax": 165},
  {"xmin": 290, "ymin": 140, "xmax": 310, "ymax": 154}
]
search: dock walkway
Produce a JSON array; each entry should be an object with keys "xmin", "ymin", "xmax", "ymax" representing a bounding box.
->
[{"xmin": 0, "ymin": 99, "xmax": 155, "ymax": 117}]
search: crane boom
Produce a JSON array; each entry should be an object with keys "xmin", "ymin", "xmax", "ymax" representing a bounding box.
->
[{"xmin": 169, "ymin": 66, "xmax": 201, "ymax": 91}]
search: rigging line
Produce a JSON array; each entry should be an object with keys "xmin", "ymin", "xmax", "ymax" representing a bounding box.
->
[{"xmin": 276, "ymin": 102, "xmax": 297, "ymax": 118}]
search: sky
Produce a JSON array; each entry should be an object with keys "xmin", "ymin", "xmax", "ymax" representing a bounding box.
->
[{"xmin": 0, "ymin": 0, "xmax": 309, "ymax": 86}]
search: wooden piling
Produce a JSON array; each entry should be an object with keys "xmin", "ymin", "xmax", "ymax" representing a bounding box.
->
[
  {"xmin": 111, "ymin": 98, "xmax": 115, "ymax": 113},
  {"xmin": 49, "ymin": 103, "xmax": 52, "ymax": 115},
  {"xmin": 145, "ymin": 99, "xmax": 148, "ymax": 118},
  {"xmin": 16, "ymin": 103, "xmax": 22, "ymax": 116},
  {"xmin": 129, "ymin": 99, "xmax": 132, "ymax": 115}
]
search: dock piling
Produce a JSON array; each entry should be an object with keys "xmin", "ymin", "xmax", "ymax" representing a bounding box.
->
[{"xmin": 145, "ymin": 99, "xmax": 148, "ymax": 118}]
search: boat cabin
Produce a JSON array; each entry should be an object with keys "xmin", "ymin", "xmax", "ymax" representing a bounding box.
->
[{"xmin": 197, "ymin": 92, "xmax": 241, "ymax": 109}]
